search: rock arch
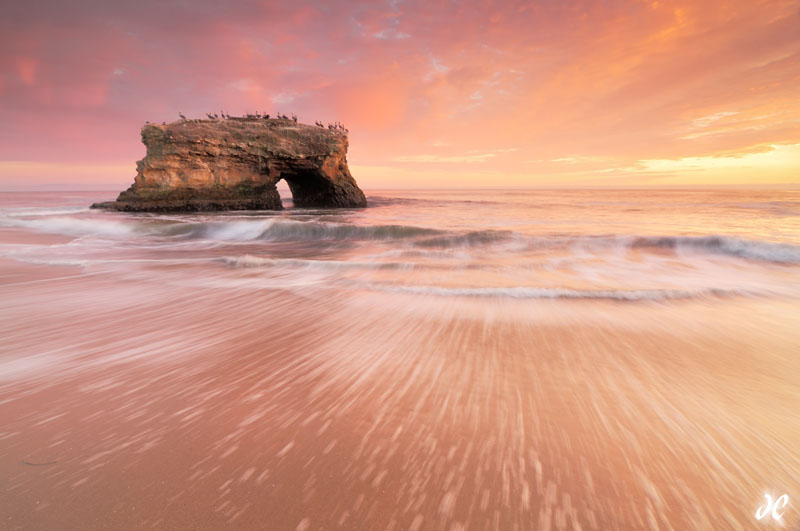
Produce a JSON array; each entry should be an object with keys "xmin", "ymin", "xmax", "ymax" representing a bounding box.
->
[{"xmin": 92, "ymin": 118, "xmax": 367, "ymax": 212}]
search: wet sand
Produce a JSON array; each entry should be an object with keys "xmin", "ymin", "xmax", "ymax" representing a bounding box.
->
[{"xmin": 2, "ymin": 259, "xmax": 798, "ymax": 530}]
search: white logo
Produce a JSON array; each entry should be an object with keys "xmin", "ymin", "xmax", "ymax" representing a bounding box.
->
[{"xmin": 755, "ymin": 493, "xmax": 788, "ymax": 521}]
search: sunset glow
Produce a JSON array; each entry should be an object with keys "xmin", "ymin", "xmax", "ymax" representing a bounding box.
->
[
  {"xmin": 3, "ymin": 3, "xmax": 800, "ymax": 529},
  {"xmin": 1, "ymin": 0, "xmax": 798, "ymax": 189}
]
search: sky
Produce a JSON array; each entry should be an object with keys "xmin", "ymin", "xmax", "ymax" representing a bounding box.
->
[{"xmin": 0, "ymin": 0, "xmax": 798, "ymax": 190}]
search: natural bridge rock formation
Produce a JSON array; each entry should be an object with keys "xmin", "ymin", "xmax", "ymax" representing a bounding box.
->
[{"xmin": 92, "ymin": 118, "xmax": 367, "ymax": 212}]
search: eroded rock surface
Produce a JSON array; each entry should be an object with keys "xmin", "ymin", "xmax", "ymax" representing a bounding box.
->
[{"xmin": 92, "ymin": 118, "xmax": 367, "ymax": 212}]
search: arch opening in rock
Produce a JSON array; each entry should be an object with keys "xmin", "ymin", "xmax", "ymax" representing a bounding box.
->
[
  {"xmin": 279, "ymin": 169, "xmax": 344, "ymax": 208},
  {"xmin": 275, "ymin": 179, "xmax": 293, "ymax": 207}
]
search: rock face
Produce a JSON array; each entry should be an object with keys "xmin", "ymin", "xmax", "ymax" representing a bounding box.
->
[{"xmin": 92, "ymin": 118, "xmax": 367, "ymax": 212}]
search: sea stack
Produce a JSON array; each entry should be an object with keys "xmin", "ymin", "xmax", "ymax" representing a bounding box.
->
[{"xmin": 92, "ymin": 117, "xmax": 367, "ymax": 211}]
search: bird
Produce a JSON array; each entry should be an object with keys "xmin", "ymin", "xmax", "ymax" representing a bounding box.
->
[{"xmin": 179, "ymin": 112, "xmax": 186, "ymax": 120}]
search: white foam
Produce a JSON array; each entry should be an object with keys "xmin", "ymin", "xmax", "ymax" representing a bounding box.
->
[
  {"xmin": 631, "ymin": 235, "xmax": 800, "ymax": 263},
  {"xmin": 218, "ymin": 254, "xmax": 411, "ymax": 271},
  {"xmin": 364, "ymin": 284, "xmax": 754, "ymax": 301},
  {"xmin": 0, "ymin": 214, "xmax": 138, "ymax": 238}
]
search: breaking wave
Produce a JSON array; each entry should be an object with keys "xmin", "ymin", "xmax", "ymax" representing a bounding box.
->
[
  {"xmin": 0, "ymin": 214, "xmax": 139, "ymax": 238},
  {"xmin": 193, "ymin": 219, "xmax": 442, "ymax": 241},
  {"xmin": 3, "ymin": 210, "xmax": 800, "ymax": 264},
  {"xmin": 414, "ymin": 230, "xmax": 515, "ymax": 248},
  {"xmin": 364, "ymin": 284, "xmax": 757, "ymax": 301},
  {"xmin": 218, "ymin": 255, "xmax": 413, "ymax": 270},
  {"xmin": 630, "ymin": 235, "xmax": 800, "ymax": 263},
  {"xmin": 0, "ymin": 215, "xmax": 442, "ymax": 242}
]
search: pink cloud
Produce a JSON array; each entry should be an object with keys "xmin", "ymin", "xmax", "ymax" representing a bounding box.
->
[{"xmin": 15, "ymin": 58, "xmax": 37, "ymax": 85}]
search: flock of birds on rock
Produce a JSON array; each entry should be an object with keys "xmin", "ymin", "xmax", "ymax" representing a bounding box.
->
[
  {"xmin": 200, "ymin": 111, "xmax": 297, "ymax": 121},
  {"xmin": 147, "ymin": 112, "xmax": 349, "ymax": 133},
  {"xmin": 316, "ymin": 120, "xmax": 348, "ymax": 132}
]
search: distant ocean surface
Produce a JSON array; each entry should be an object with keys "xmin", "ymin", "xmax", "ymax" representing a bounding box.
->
[{"xmin": 1, "ymin": 189, "xmax": 799, "ymax": 529}]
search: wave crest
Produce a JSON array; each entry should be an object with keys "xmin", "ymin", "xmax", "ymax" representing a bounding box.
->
[
  {"xmin": 631, "ymin": 235, "xmax": 800, "ymax": 263},
  {"xmin": 3, "ymin": 210, "xmax": 800, "ymax": 264},
  {"xmin": 366, "ymin": 284, "xmax": 753, "ymax": 301},
  {"xmin": 218, "ymin": 255, "xmax": 411, "ymax": 271}
]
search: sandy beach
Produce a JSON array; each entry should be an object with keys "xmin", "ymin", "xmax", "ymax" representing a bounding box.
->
[{"xmin": 2, "ymin": 218, "xmax": 799, "ymax": 529}]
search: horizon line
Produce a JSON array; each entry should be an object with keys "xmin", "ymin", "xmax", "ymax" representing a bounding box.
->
[{"xmin": 1, "ymin": 184, "xmax": 799, "ymax": 192}]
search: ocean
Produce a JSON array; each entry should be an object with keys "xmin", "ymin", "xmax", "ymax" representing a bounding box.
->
[{"xmin": 1, "ymin": 189, "xmax": 799, "ymax": 529}]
